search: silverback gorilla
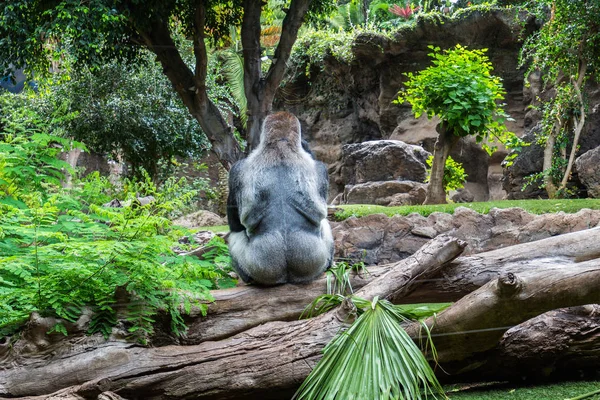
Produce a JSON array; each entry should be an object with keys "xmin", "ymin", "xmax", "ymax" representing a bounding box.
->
[{"xmin": 227, "ymin": 111, "xmax": 334, "ymax": 285}]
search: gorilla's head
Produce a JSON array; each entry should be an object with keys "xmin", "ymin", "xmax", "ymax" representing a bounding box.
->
[{"xmin": 260, "ymin": 111, "xmax": 301, "ymax": 149}]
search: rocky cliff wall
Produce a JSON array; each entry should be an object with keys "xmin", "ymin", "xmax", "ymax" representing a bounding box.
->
[{"xmin": 276, "ymin": 8, "xmax": 539, "ymax": 202}]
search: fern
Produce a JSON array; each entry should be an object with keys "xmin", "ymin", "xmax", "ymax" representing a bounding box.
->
[{"xmin": 0, "ymin": 132, "xmax": 231, "ymax": 340}]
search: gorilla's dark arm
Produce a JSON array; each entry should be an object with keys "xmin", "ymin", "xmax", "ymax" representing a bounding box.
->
[
  {"xmin": 241, "ymin": 189, "xmax": 268, "ymax": 234},
  {"xmin": 226, "ymin": 162, "xmax": 245, "ymax": 233},
  {"xmin": 302, "ymin": 139, "xmax": 315, "ymax": 159},
  {"xmin": 316, "ymin": 161, "xmax": 329, "ymax": 201}
]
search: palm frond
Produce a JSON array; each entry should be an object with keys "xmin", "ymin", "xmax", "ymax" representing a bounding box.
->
[
  {"xmin": 294, "ymin": 297, "xmax": 446, "ymax": 400},
  {"xmin": 218, "ymin": 49, "xmax": 247, "ymax": 127},
  {"xmin": 301, "ymin": 294, "xmax": 345, "ymax": 319}
]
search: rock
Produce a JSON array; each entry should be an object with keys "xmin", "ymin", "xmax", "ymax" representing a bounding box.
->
[
  {"xmin": 451, "ymin": 188, "xmax": 475, "ymax": 203},
  {"xmin": 340, "ymin": 140, "xmax": 431, "ymax": 185},
  {"xmin": 103, "ymin": 199, "xmax": 122, "ymax": 208},
  {"xmin": 575, "ymin": 147, "xmax": 600, "ymax": 198},
  {"xmin": 343, "ymin": 181, "xmax": 426, "ymax": 206},
  {"xmin": 502, "ymin": 126, "xmax": 547, "ymax": 200},
  {"xmin": 193, "ymin": 230, "xmax": 217, "ymax": 245},
  {"xmin": 332, "ymin": 208, "xmax": 600, "ymax": 265},
  {"xmin": 173, "ymin": 210, "xmax": 226, "ymax": 228}
]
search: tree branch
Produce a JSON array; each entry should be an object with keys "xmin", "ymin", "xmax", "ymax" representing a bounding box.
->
[
  {"xmin": 264, "ymin": 0, "xmax": 311, "ymax": 100},
  {"xmin": 135, "ymin": 16, "xmax": 242, "ymax": 168},
  {"xmin": 241, "ymin": 0, "xmax": 263, "ymax": 104},
  {"xmin": 559, "ymin": 61, "xmax": 587, "ymax": 191},
  {"xmin": 193, "ymin": 1, "xmax": 208, "ymax": 88}
]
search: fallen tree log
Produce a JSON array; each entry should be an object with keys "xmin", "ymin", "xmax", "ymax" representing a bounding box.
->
[
  {"xmin": 185, "ymin": 227, "xmax": 600, "ymax": 344},
  {"xmin": 404, "ymin": 258, "xmax": 600, "ymax": 367},
  {"xmin": 3, "ymin": 229, "xmax": 600, "ymax": 399},
  {"xmin": 0, "ymin": 236, "xmax": 466, "ymax": 399}
]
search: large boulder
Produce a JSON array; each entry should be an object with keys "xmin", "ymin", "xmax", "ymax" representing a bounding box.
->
[
  {"xmin": 173, "ymin": 210, "xmax": 226, "ymax": 228},
  {"xmin": 340, "ymin": 140, "xmax": 430, "ymax": 185},
  {"xmin": 343, "ymin": 181, "xmax": 427, "ymax": 206},
  {"xmin": 575, "ymin": 147, "xmax": 600, "ymax": 198}
]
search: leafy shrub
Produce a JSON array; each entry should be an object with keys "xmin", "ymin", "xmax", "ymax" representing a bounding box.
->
[
  {"xmin": 426, "ymin": 155, "xmax": 468, "ymax": 193},
  {"xmin": 0, "ymin": 131, "xmax": 232, "ymax": 341}
]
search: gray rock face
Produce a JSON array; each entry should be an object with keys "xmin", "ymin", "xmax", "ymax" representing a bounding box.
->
[
  {"xmin": 451, "ymin": 188, "xmax": 475, "ymax": 203},
  {"xmin": 331, "ymin": 208, "xmax": 600, "ymax": 265},
  {"xmin": 576, "ymin": 147, "xmax": 600, "ymax": 198},
  {"xmin": 340, "ymin": 140, "xmax": 430, "ymax": 185},
  {"xmin": 335, "ymin": 140, "xmax": 430, "ymax": 206},
  {"xmin": 173, "ymin": 210, "xmax": 226, "ymax": 228},
  {"xmin": 502, "ymin": 127, "xmax": 547, "ymax": 200},
  {"xmin": 343, "ymin": 181, "xmax": 427, "ymax": 206}
]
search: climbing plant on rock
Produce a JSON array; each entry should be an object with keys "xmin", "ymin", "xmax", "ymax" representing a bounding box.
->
[{"xmin": 519, "ymin": 0, "xmax": 600, "ymax": 198}]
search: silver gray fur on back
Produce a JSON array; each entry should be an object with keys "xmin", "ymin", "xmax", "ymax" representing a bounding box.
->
[{"xmin": 226, "ymin": 111, "xmax": 334, "ymax": 285}]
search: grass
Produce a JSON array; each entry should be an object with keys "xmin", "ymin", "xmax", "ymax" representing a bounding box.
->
[
  {"xmin": 445, "ymin": 380, "xmax": 600, "ymax": 400},
  {"xmin": 191, "ymin": 199, "xmax": 600, "ymax": 230},
  {"xmin": 333, "ymin": 199, "xmax": 600, "ymax": 220},
  {"xmin": 188, "ymin": 225, "xmax": 230, "ymax": 233}
]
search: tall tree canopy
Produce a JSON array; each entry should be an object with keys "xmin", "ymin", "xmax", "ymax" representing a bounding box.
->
[{"xmin": 0, "ymin": 0, "xmax": 333, "ymax": 169}]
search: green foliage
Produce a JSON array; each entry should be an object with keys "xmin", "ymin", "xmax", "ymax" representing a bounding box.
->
[
  {"xmin": 396, "ymin": 44, "xmax": 513, "ymax": 148},
  {"xmin": 520, "ymin": 0, "xmax": 600, "ymax": 88},
  {"xmin": 518, "ymin": 0, "xmax": 600, "ymax": 198},
  {"xmin": 39, "ymin": 53, "xmax": 213, "ymax": 178},
  {"xmin": 289, "ymin": 29, "xmax": 355, "ymax": 78},
  {"xmin": 426, "ymin": 155, "xmax": 467, "ymax": 193},
  {"xmin": 333, "ymin": 198, "xmax": 600, "ymax": 220},
  {"xmin": 0, "ymin": 1, "xmax": 241, "ymax": 79},
  {"xmin": 0, "ymin": 130, "xmax": 231, "ymax": 340},
  {"xmin": 294, "ymin": 297, "xmax": 446, "ymax": 400}
]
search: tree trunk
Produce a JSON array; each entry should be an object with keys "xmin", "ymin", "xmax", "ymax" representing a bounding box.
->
[
  {"xmin": 3, "ymin": 230, "xmax": 600, "ymax": 399},
  {"xmin": 542, "ymin": 120, "xmax": 560, "ymax": 198},
  {"xmin": 132, "ymin": 1, "xmax": 312, "ymax": 165},
  {"xmin": 559, "ymin": 62, "xmax": 588, "ymax": 193},
  {"xmin": 424, "ymin": 122, "xmax": 460, "ymax": 205},
  {"xmin": 242, "ymin": 0, "xmax": 312, "ymax": 152}
]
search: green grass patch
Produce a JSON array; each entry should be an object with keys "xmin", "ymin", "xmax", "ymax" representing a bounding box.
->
[
  {"xmin": 190, "ymin": 224, "xmax": 229, "ymax": 233},
  {"xmin": 445, "ymin": 380, "xmax": 600, "ymax": 400},
  {"xmin": 333, "ymin": 199, "xmax": 600, "ymax": 220}
]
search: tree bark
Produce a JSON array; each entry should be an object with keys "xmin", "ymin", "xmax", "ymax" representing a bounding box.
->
[
  {"xmin": 559, "ymin": 62, "xmax": 588, "ymax": 192},
  {"xmin": 133, "ymin": 13, "xmax": 242, "ymax": 170},
  {"xmin": 424, "ymin": 122, "xmax": 460, "ymax": 205},
  {"xmin": 243, "ymin": 0, "xmax": 312, "ymax": 152},
  {"xmin": 3, "ymin": 230, "xmax": 600, "ymax": 399},
  {"xmin": 0, "ymin": 236, "xmax": 465, "ymax": 399}
]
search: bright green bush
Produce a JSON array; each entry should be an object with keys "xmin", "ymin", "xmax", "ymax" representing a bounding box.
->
[
  {"xmin": 0, "ymin": 130, "xmax": 233, "ymax": 341},
  {"xmin": 426, "ymin": 155, "xmax": 468, "ymax": 193}
]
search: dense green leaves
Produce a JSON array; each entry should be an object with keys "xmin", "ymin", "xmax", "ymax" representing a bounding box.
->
[
  {"xmin": 520, "ymin": 0, "xmax": 600, "ymax": 86},
  {"xmin": 396, "ymin": 44, "xmax": 511, "ymax": 145},
  {"xmin": 426, "ymin": 155, "xmax": 467, "ymax": 193},
  {"xmin": 0, "ymin": 126, "xmax": 233, "ymax": 340},
  {"xmin": 518, "ymin": 0, "xmax": 600, "ymax": 198}
]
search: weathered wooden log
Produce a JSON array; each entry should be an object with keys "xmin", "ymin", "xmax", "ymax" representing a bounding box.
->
[
  {"xmin": 4, "ymin": 229, "xmax": 600, "ymax": 399},
  {"xmin": 403, "ymin": 258, "xmax": 600, "ymax": 378},
  {"xmin": 184, "ymin": 227, "xmax": 600, "ymax": 344},
  {"xmin": 0, "ymin": 236, "xmax": 465, "ymax": 399}
]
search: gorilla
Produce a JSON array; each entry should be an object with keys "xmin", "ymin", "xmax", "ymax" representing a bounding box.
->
[{"xmin": 227, "ymin": 111, "xmax": 334, "ymax": 285}]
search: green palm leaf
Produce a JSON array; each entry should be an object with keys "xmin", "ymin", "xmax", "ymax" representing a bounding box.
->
[
  {"xmin": 218, "ymin": 49, "xmax": 247, "ymax": 127},
  {"xmin": 294, "ymin": 297, "xmax": 446, "ymax": 400}
]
